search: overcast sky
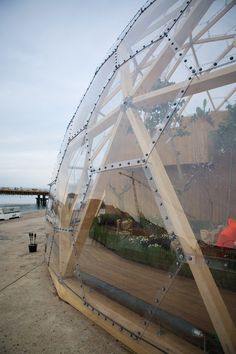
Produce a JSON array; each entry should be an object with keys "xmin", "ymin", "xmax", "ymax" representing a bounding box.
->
[{"xmin": 0, "ymin": 0, "xmax": 145, "ymax": 190}]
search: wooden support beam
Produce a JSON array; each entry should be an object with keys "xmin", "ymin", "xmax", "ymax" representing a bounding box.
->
[
  {"xmin": 133, "ymin": 63, "xmax": 236, "ymax": 108},
  {"xmin": 207, "ymin": 90, "xmax": 217, "ymax": 111},
  {"xmin": 58, "ymin": 196, "xmax": 76, "ymax": 275},
  {"xmin": 62, "ymin": 198, "xmax": 103, "ymax": 276},
  {"xmin": 88, "ymin": 70, "xmax": 120, "ymax": 128},
  {"xmin": 99, "ymin": 84, "xmax": 121, "ymax": 110},
  {"xmin": 90, "ymin": 132, "xmax": 112, "ymax": 163},
  {"xmin": 126, "ymin": 108, "xmax": 236, "ymax": 354},
  {"xmin": 215, "ymin": 43, "xmax": 234, "ymax": 64},
  {"xmin": 191, "ymin": 1, "xmax": 235, "ymax": 44},
  {"xmin": 165, "ymin": 46, "xmax": 189, "ymax": 81},
  {"xmin": 133, "ymin": 42, "xmax": 159, "ymax": 82},
  {"xmin": 138, "ymin": 5, "xmax": 183, "ymax": 43},
  {"xmin": 216, "ymin": 87, "xmax": 236, "ymax": 111},
  {"xmin": 177, "ymin": 95, "xmax": 192, "ymax": 117},
  {"xmin": 58, "ymin": 137, "xmax": 109, "ymax": 274},
  {"xmin": 132, "ymin": 43, "xmax": 164, "ymax": 87},
  {"xmin": 166, "ymin": 3, "xmax": 235, "ymax": 82},
  {"xmin": 192, "ymin": 34, "xmax": 236, "ymax": 45},
  {"xmin": 179, "ymin": 3, "xmax": 235, "ymax": 53},
  {"xmin": 57, "ymin": 113, "xmax": 119, "ymax": 276},
  {"xmin": 119, "ymin": 43, "xmax": 133, "ymax": 97},
  {"xmin": 50, "ymin": 268, "xmax": 199, "ymax": 354},
  {"xmin": 190, "ymin": 35, "xmax": 200, "ymax": 68},
  {"xmin": 87, "ymin": 107, "xmax": 119, "ymax": 139},
  {"xmin": 131, "ymin": 0, "xmax": 214, "ymax": 96},
  {"xmin": 63, "ymin": 112, "xmax": 124, "ymax": 276}
]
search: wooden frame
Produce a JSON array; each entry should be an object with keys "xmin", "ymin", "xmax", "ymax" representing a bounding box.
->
[{"xmin": 47, "ymin": 1, "xmax": 236, "ymax": 352}]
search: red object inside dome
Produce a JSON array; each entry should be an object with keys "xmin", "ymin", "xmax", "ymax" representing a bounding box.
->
[{"xmin": 216, "ymin": 218, "xmax": 236, "ymax": 248}]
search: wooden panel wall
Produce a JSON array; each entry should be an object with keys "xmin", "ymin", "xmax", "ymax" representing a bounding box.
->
[{"xmin": 158, "ymin": 111, "xmax": 227, "ymax": 166}]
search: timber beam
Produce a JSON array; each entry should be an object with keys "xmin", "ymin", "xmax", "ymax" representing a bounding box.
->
[{"xmin": 133, "ymin": 63, "xmax": 236, "ymax": 108}]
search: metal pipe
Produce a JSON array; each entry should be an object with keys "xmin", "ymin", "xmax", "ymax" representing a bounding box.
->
[{"xmin": 77, "ymin": 271, "xmax": 203, "ymax": 339}]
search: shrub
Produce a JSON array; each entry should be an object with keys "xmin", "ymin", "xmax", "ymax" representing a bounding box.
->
[{"xmin": 90, "ymin": 222, "xmax": 176, "ymax": 271}]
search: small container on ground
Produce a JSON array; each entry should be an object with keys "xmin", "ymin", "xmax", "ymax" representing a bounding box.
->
[
  {"xmin": 28, "ymin": 232, "xmax": 37, "ymax": 253},
  {"xmin": 28, "ymin": 243, "xmax": 37, "ymax": 252}
]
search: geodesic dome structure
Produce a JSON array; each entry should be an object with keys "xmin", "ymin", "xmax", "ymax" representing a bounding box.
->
[{"xmin": 45, "ymin": 1, "xmax": 236, "ymax": 352}]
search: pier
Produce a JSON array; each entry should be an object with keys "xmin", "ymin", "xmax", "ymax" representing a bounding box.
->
[{"xmin": 0, "ymin": 187, "xmax": 49, "ymax": 206}]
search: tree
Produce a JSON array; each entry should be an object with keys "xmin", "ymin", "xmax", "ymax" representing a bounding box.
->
[
  {"xmin": 211, "ymin": 102, "xmax": 236, "ymax": 219},
  {"xmin": 192, "ymin": 98, "xmax": 213, "ymax": 125},
  {"xmin": 212, "ymin": 103, "xmax": 236, "ymax": 154},
  {"xmin": 142, "ymin": 79, "xmax": 191, "ymax": 193},
  {"xmin": 143, "ymin": 79, "xmax": 188, "ymax": 137}
]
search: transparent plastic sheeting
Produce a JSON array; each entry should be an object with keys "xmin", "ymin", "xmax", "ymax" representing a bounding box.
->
[
  {"xmin": 156, "ymin": 80, "xmax": 236, "ymax": 328},
  {"xmin": 46, "ymin": 0, "xmax": 236, "ymax": 353}
]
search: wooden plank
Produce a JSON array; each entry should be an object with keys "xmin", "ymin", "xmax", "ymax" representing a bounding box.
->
[
  {"xmin": 133, "ymin": 63, "xmax": 236, "ymax": 107},
  {"xmin": 126, "ymin": 108, "xmax": 236, "ymax": 354}
]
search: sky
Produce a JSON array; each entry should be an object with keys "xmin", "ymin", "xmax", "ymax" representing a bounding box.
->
[{"xmin": 0, "ymin": 0, "xmax": 145, "ymax": 191}]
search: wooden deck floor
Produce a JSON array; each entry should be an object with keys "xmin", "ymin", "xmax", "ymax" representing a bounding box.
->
[{"xmin": 77, "ymin": 239, "xmax": 236, "ymax": 334}]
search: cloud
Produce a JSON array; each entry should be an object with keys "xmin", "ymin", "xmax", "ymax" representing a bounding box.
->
[
  {"xmin": 0, "ymin": 0, "xmax": 144, "ymax": 189},
  {"xmin": 0, "ymin": 150, "xmax": 57, "ymax": 187}
]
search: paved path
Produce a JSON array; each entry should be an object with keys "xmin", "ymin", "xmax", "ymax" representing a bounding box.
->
[{"xmin": 0, "ymin": 212, "xmax": 130, "ymax": 354}]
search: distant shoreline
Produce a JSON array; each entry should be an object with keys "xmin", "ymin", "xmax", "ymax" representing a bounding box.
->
[
  {"xmin": 0, "ymin": 209, "xmax": 46, "ymax": 224},
  {"xmin": 0, "ymin": 203, "xmax": 46, "ymax": 215}
]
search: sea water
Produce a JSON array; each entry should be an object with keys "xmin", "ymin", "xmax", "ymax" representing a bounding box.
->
[{"xmin": 0, "ymin": 195, "xmax": 46, "ymax": 214}]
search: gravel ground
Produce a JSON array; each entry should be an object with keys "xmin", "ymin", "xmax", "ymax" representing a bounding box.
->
[{"xmin": 0, "ymin": 211, "xmax": 130, "ymax": 354}]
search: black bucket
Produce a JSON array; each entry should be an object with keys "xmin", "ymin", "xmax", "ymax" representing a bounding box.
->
[{"xmin": 28, "ymin": 244, "xmax": 37, "ymax": 253}]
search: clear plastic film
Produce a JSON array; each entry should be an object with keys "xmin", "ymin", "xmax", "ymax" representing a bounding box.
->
[{"xmin": 46, "ymin": 1, "xmax": 236, "ymax": 352}]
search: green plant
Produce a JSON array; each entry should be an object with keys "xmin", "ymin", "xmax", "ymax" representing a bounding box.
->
[
  {"xmin": 90, "ymin": 219, "xmax": 236, "ymax": 292},
  {"xmin": 192, "ymin": 98, "xmax": 213, "ymax": 125},
  {"xmin": 210, "ymin": 102, "xmax": 236, "ymax": 218},
  {"xmin": 90, "ymin": 220, "xmax": 177, "ymax": 271},
  {"xmin": 142, "ymin": 79, "xmax": 187, "ymax": 138}
]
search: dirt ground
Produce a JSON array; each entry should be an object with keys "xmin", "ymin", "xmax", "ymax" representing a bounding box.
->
[{"xmin": 0, "ymin": 211, "xmax": 130, "ymax": 354}]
